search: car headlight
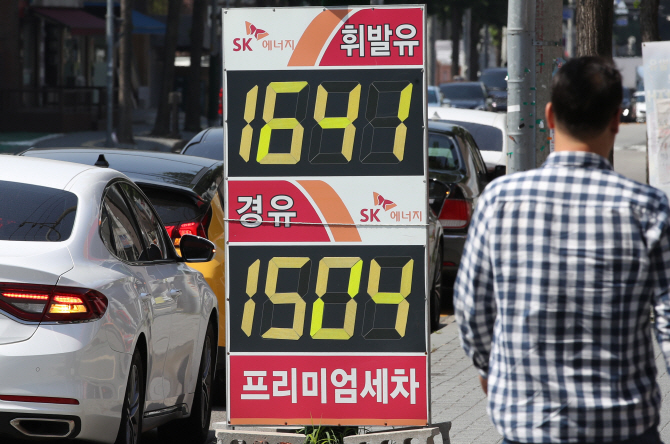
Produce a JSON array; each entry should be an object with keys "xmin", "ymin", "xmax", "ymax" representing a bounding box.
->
[{"xmin": 623, "ymin": 109, "xmax": 629, "ymax": 117}]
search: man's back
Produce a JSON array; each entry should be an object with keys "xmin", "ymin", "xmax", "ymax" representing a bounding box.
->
[{"xmin": 455, "ymin": 151, "xmax": 670, "ymax": 443}]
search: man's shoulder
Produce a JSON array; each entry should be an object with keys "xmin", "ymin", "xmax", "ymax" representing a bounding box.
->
[{"xmin": 482, "ymin": 167, "xmax": 670, "ymax": 212}]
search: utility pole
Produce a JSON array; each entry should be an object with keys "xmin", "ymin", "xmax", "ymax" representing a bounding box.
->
[
  {"xmin": 506, "ymin": 0, "xmax": 535, "ymax": 172},
  {"xmin": 105, "ymin": 0, "xmax": 115, "ymax": 147},
  {"xmin": 534, "ymin": 0, "xmax": 563, "ymax": 166}
]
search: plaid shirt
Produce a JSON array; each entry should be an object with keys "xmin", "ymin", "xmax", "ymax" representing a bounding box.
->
[{"xmin": 454, "ymin": 151, "xmax": 670, "ymax": 443}]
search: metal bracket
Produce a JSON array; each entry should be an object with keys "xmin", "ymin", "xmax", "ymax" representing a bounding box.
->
[{"xmin": 343, "ymin": 424, "xmax": 449, "ymax": 444}]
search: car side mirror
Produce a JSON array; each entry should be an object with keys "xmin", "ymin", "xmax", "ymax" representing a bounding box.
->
[
  {"xmin": 179, "ymin": 234, "xmax": 216, "ymax": 262},
  {"xmin": 487, "ymin": 164, "xmax": 506, "ymax": 182}
]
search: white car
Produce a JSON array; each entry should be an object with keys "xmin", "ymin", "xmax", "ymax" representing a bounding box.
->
[
  {"xmin": 0, "ymin": 156, "xmax": 218, "ymax": 444},
  {"xmin": 428, "ymin": 106, "xmax": 507, "ymax": 173},
  {"xmin": 634, "ymin": 91, "xmax": 646, "ymax": 123}
]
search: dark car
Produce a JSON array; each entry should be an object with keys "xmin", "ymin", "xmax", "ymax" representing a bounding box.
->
[
  {"xmin": 18, "ymin": 148, "xmax": 229, "ymax": 397},
  {"xmin": 479, "ymin": 67, "xmax": 507, "ymax": 112},
  {"xmin": 621, "ymin": 87, "xmax": 634, "ymax": 122},
  {"xmin": 427, "ymin": 121, "xmax": 502, "ymax": 299},
  {"xmin": 182, "ymin": 127, "xmax": 224, "ymax": 160},
  {"xmin": 439, "ymin": 81, "xmax": 490, "ymax": 110}
]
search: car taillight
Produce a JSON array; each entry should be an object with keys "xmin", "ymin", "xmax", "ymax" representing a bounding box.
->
[
  {"xmin": 165, "ymin": 212, "xmax": 209, "ymax": 246},
  {"xmin": 218, "ymin": 88, "xmax": 223, "ymax": 116},
  {"xmin": 438, "ymin": 198, "xmax": 472, "ymax": 229},
  {"xmin": 0, "ymin": 283, "xmax": 108, "ymax": 323}
]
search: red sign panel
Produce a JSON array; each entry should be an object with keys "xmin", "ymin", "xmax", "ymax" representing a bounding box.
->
[{"xmin": 229, "ymin": 355, "xmax": 428, "ymax": 426}]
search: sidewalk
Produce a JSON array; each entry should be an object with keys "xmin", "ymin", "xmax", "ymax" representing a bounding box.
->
[
  {"xmin": 430, "ymin": 314, "xmax": 670, "ymax": 444},
  {"xmin": 0, "ymin": 108, "xmax": 205, "ymax": 155}
]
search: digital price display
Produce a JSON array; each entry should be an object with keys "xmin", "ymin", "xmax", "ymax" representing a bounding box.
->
[
  {"xmin": 226, "ymin": 69, "xmax": 424, "ymax": 177},
  {"xmin": 228, "ymin": 245, "xmax": 425, "ymax": 353},
  {"xmin": 223, "ymin": 6, "xmax": 428, "ymax": 426}
]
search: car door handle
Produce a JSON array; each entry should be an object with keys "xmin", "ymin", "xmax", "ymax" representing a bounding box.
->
[{"xmin": 169, "ymin": 289, "xmax": 182, "ymax": 297}]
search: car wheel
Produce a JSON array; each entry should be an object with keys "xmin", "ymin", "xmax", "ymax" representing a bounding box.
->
[
  {"xmin": 116, "ymin": 349, "xmax": 144, "ymax": 444},
  {"xmin": 430, "ymin": 244, "xmax": 443, "ymax": 332},
  {"xmin": 158, "ymin": 322, "xmax": 215, "ymax": 444}
]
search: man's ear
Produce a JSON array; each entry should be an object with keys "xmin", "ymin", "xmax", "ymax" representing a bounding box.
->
[
  {"xmin": 546, "ymin": 102, "xmax": 555, "ymax": 129},
  {"xmin": 610, "ymin": 108, "xmax": 621, "ymax": 134}
]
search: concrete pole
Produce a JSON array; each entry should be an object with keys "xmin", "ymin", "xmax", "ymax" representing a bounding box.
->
[
  {"xmin": 105, "ymin": 0, "xmax": 115, "ymax": 147},
  {"xmin": 534, "ymin": 0, "xmax": 563, "ymax": 166},
  {"xmin": 463, "ymin": 9, "xmax": 471, "ymax": 79},
  {"xmin": 427, "ymin": 15, "xmax": 435, "ymax": 86},
  {"xmin": 507, "ymin": 0, "xmax": 536, "ymax": 172},
  {"xmin": 566, "ymin": 0, "xmax": 575, "ymax": 58}
]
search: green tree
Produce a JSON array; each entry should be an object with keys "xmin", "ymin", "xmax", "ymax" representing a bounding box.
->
[
  {"xmin": 118, "ymin": 0, "xmax": 135, "ymax": 144},
  {"xmin": 184, "ymin": 0, "xmax": 207, "ymax": 132},
  {"xmin": 152, "ymin": 0, "xmax": 182, "ymax": 136},
  {"xmin": 0, "ymin": 1, "xmax": 21, "ymax": 104}
]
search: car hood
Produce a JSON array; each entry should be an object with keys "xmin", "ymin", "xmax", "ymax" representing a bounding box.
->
[
  {"xmin": 488, "ymin": 90, "xmax": 507, "ymax": 100},
  {"xmin": 447, "ymin": 99, "xmax": 485, "ymax": 109},
  {"xmin": 0, "ymin": 243, "xmax": 74, "ymax": 345}
]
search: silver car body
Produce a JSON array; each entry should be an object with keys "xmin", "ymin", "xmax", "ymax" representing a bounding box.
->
[
  {"xmin": 428, "ymin": 106, "xmax": 507, "ymax": 172},
  {"xmin": 0, "ymin": 156, "xmax": 217, "ymax": 442}
]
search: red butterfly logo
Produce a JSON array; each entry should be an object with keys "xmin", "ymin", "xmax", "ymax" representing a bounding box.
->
[
  {"xmin": 245, "ymin": 21, "xmax": 269, "ymax": 40},
  {"xmin": 373, "ymin": 192, "xmax": 397, "ymax": 211}
]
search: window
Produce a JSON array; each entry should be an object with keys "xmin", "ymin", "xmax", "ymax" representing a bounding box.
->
[
  {"xmin": 101, "ymin": 185, "xmax": 143, "ymax": 262},
  {"xmin": 120, "ymin": 183, "xmax": 170, "ymax": 261},
  {"xmin": 465, "ymin": 133, "xmax": 487, "ymax": 176},
  {"xmin": 444, "ymin": 121, "xmax": 503, "ymax": 152},
  {"xmin": 0, "ymin": 181, "xmax": 77, "ymax": 242},
  {"xmin": 427, "ymin": 133, "xmax": 461, "ymax": 171}
]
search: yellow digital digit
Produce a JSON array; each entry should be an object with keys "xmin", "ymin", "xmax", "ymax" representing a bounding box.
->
[
  {"xmin": 393, "ymin": 83, "xmax": 413, "ymax": 161},
  {"xmin": 262, "ymin": 257, "xmax": 310, "ymax": 340},
  {"xmin": 239, "ymin": 86, "xmax": 258, "ymax": 162},
  {"xmin": 241, "ymin": 259, "xmax": 260, "ymax": 337},
  {"xmin": 360, "ymin": 81, "xmax": 413, "ymax": 164},
  {"xmin": 257, "ymin": 82, "xmax": 308, "ymax": 165},
  {"xmin": 310, "ymin": 257, "xmax": 363, "ymax": 340},
  {"xmin": 310, "ymin": 83, "xmax": 361, "ymax": 163},
  {"xmin": 367, "ymin": 257, "xmax": 413, "ymax": 337}
]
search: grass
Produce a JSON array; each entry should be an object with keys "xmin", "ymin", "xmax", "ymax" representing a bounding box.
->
[{"xmin": 297, "ymin": 424, "xmax": 361, "ymax": 444}]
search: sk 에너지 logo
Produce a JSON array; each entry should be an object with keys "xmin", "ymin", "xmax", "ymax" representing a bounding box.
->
[
  {"xmin": 233, "ymin": 21, "xmax": 268, "ymax": 52},
  {"xmin": 246, "ymin": 21, "xmax": 269, "ymax": 40}
]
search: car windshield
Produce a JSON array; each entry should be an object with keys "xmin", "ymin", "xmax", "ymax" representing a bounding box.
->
[
  {"xmin": 444, "ymin": 121, "xmax": 503, "ymax": 152},
  {"xmin": 480, "ymin": 70, "xmax": 507, "ymax": 90},
  {"xmin": 636, "ymin": 94, "xmax": 645, "ymax": 103},
  {"xmin": 427, "ymin": 88, "xmax": 439, "ymax": 104},
  {"xmin": 440, "ymin": 84, "xmax": 485, "ymax": 100},
  {"xmin": 428, "ymin": 133, "xmax": 461, "ymax": 171},
  {"xmin": 0, "ymin": 181, "xmax": 77, "ymax": 242}
]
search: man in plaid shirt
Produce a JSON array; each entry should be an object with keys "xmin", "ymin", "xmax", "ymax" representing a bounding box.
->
[{"xmin": 455, "ymin": 56, "xmax": 670, "ymax": 443}]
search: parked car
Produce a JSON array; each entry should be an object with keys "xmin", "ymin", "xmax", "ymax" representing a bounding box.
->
[
  {"xmin": 19, "ymin": 148, "xmax": 227, "ymax": 399},
  {"xmin": 427, "ymin": 85, "xmax": 446, "ymax": 107},
  {"xmin": 427, "ymin": 121, "xmax": 502, "ymax": 297},
  {"xmin": 479, "ymin": 67, "xmax": 507, "ymax": 112},
  {"xmin": 438, "ymin": 81, "xmax": 490, "ymax": 110},
  {"xmin": 182, "ymin": 127, "xmax": 224, "ymax": 161},
  {"xmin": 0, "ymin": 156, "xmax": 217, "ymax": 444},
  {"xmin": 182, "ymin": 128, "xmax": 446, "ymax": 330},
  {"xmin": 621, "ymin": 87, "xmax": 635, "ymax": 122},
  {"xmin": 428, "ymin": 106, "xmax": 507, "ymax": 174},
  {"xmin": 634, "ymin": 90, "xmax": 646, "ymax": 123}
]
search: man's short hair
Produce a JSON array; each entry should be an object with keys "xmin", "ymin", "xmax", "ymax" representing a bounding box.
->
[{"xmin": 551, "ymin": 56, "xmax": 622, "ymax": 139}]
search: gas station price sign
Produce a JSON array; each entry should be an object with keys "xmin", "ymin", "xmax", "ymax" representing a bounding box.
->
[{"xmin": 223, "ymin": 6, "xmax": 429, "ymax": 426}]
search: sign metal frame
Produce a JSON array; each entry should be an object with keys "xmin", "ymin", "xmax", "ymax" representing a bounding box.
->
[{"xmin": 223, "ymin": 5, "xmax": 430, "ymax": 426}]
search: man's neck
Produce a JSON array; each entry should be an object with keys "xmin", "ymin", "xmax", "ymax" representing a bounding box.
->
[{"xmin": 552, "ymin": 127, "xmax": 614, "ymax": 159}]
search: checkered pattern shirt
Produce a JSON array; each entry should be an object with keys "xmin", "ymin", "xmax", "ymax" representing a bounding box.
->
[{"xmin": 454, "ymin": 151, "xmax": 670, "ymax": 443}]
